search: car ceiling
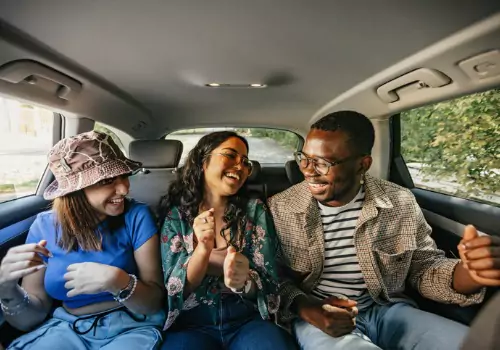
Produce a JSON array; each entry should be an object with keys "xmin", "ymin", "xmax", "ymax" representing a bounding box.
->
[{"xmin": 0, "ymin": 0, "xmax": 499, "ymax": 135}]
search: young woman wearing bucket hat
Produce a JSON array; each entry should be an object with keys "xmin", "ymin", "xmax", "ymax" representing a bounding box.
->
[{"xmin": 0, "ymin": 131, "xmax": 165, "ymax": 349}]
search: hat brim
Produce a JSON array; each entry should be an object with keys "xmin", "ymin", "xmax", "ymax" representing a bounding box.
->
[{"xmin": 43, "ymin": 158, "xmax": 141, "ymax": 200}]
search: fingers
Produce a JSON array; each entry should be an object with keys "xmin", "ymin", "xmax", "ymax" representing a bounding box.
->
[
  {"xmin": 467, "ymin": 258, "xmax": 500, "ymax": 271},
  {"xmin": 8, "ymin": 264, "xmax": 46, "ymax": 280},
  {"xmin": 227, "ymin": 246, "xmax": 237, "ymax": 255},
  {"xmin": 463, "ymin": 247, "xmax": 500, "ymax": 261},
  {"xmin": 459, "ymin": 236, "xmax": 500, "ymax": 250},
  {"xmin": 324, "ymin": 296, "xmax": 357, "ymax": 308},
  {"xmin": 475, "ymin": 269, "xmax": 500, "ymax": 279},
  {"xmin": 2, "ymin": 252, "xmax": 44, "ymax": 264},
  {"xmin": 64, "ymin": 280, "xmax": 76, "ymax": 290},
  {"xmin": 66, "ymin": 288, "xmax": 81, "ymax": 298},
  {"xmin": 461, "ymin": 225, "xmax": 479, "ymax": 242},
  {"xmin": 9, "ymin": 242, "xmax": 52, "ymax": 258}
]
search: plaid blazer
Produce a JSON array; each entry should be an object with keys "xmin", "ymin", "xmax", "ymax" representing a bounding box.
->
[{"xmin": 268, "ymin": 174, "xmax": 485, "ymax": 323}]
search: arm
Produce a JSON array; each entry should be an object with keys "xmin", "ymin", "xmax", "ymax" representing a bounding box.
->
[
  {"xmin": 3, "ymin": 264, "xmax": 53, "ymax": 331},
  {"xmin": 245, "ymin": 201, "xmax": 284, "ymax": 318},
  {"xmin": 108, "ymin": 235, "xmax": 164, "ymax": 315},
  {"xmin": 406, "ymin": 195, "xmax": 485, "ymax": 306},
  {"xmin": 266, "ymin": 197, "xmax": 307, "ymax": 321},
  {"xmin": 0, "ymin": 217, "xmax": 54, "ymax": 331}
]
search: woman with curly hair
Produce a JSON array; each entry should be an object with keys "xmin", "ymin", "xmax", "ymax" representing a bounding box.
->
[{"xmin": 159, "ymin": 131, "xmax": 295, "ymax": 350}]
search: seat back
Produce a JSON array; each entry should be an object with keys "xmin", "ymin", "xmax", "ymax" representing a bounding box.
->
[
  {"xmin": 246, "ymin": 161, "xmax": 267, "ymax": 199},
  {"xmin": 285, "ymin": 160, "xmax": 304, "ymax": 185},
  {"xmin": 128, "ymin": 140, "xmax": 183, "ymax": 214}
]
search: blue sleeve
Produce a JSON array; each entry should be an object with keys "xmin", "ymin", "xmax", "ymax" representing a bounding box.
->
[
  {"xmin": 25, "ymin": 214, "xmax": 50, "ymax": 263},
  {"xmin": 25, "ymin": 214, "xmax": 45, "ymax": 245},
  {"xmin": 127, "ymin": 202, "xmax": 158, "ymax": 250}
]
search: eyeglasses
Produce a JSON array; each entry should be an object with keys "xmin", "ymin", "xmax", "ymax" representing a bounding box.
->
[
  {"xmin": 294, "ymin": 151, "xmax": 362, "ymax": 175},
  {"xmin": 213, "ymin": 151, "xmax": 253, "ymax": 175}
]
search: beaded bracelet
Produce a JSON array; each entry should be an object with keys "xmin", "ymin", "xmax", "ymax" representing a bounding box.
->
[{"xmin": 0, "ymin": 286, "xmax": 30, "ymax": 316}]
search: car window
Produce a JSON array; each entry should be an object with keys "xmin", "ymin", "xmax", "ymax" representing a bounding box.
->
[
  {"xmin": 0, "ymin": 96, "xmax": 55, "ymax": 204},
  {"xmin": 166, "ymin": 127, "xmax": 301, "ymax": 165},
  {"xmin": 94, "ymin": 122, "xmax": 127, "ymax": 155},
  {"xmin": 400, "ymin": 88, "xmax": 499, "ymax": 206}
]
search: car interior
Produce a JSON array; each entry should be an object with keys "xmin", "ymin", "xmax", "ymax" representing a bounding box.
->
[{"xmin": 0, "ymin": 1, "xmax": 499, "ymax": 346}]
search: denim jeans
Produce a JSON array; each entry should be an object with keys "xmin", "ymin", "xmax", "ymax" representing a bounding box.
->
[
  {"xmin": 162, "ymin": 293, "xmax": 296, "ymax": 350},
  {"xmin": 293, "ymin": 302, "xmax": 468, "ymax": 350},
  {"xmin": 8, "ymin": 306, "xmax": 165, "ymax": 350}
]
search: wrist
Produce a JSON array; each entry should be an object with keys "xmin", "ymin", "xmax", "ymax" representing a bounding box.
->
[
  {"xmin": 195, "ymin": 244, "xmax": 213, "ymax": 257},
  {"xmin": 107, "ymin": 268, "xmax": 130, "ymax": 295},
  {"xmin": 293, "ymin": 295, "xmax": 310, "ymax": 316},
  {"xmin": 0, "ymin": 283, "xmax": 19, "ymax": 300}
]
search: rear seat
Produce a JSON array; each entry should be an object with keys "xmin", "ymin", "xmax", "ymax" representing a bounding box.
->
[
  {"xmin": 128, "ymin": 139, "xmax": 183, "ymax": 214},
  {"xmin": 246, "ymin": 160, "xmax": 267, "ymax": 199},
  {"xmin": 285, "ymin": 160, "xmax": 304, "ymax": 185}
]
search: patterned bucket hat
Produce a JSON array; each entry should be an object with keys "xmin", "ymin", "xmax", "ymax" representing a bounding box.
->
[{"xmin": 43, "ymin": 131, "xmax": 142, "ymax": 200}]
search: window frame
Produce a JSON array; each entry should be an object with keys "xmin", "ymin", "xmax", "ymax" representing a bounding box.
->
[
  {"xmin": 391, "ymin": 89, "xmax": 500, "ymax": 208},
  {"xmin": 164, "ymin": 126, "xmax": 304, "ymax": 166},
  {"xmin": 0, "ymin": 99, "xmax": 62, "ymax": 205}
]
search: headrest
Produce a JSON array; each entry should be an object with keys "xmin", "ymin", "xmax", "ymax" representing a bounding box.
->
[
  {"xmin": 247, "ymin": 160, "xmax": 261, "ymax": 183},
  {"xmin": 285, "ymin": 160, "xmax": 304, "ymax": 185},
  {"xmin": 129, "ymin": 140, "xmax": 183, "ymax": 168}
]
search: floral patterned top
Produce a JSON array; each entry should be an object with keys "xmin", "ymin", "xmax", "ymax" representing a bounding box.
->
[{"xmin": 160, "ymin": 199, "xmax": 281, "ymax": 330}]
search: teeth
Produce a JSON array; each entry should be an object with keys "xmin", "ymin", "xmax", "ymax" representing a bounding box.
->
[
  {"xmin": 109, "ymin": 198, "xmax": 124, "ymax": 204},
  {"xmin": 309, "ymin": 183, "xmax": 326, "ymax": 188},
  {"xmin": 225, "ymin": 172, "xmax": 240, "ymax": 180}
]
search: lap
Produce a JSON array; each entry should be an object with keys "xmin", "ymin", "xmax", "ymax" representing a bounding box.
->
[
  {"xmin": 366, "ymin": 303, "xmax": 469, "ymax": 350},
  {"xmin": 101, "ymin": 326, "xmax": 163, "ymax": 350},
  {"xmin": 229, "ymin": 319, "xmax": 297, "ymax": 350},
  {"xmin": 162, "ymin": 328, "xmax": 221, "ymax": 350},
  {"xmin": 7, "ymin": 317, "xmax": 87, "ymax": 350},
  {"xmin": 293, "ymin": 319, "xmax": 381, "ymax": 350}
]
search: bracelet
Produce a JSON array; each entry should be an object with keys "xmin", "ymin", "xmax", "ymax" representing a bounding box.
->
[
  {"xmin": 113, "ymin": 274, "xmax": 138, "ymax": 304},
  {"xmin": 0, "ymin": 286, "xmax": 30, "ymax": 316}
]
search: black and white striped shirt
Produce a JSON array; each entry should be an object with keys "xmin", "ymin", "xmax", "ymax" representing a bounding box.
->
[{"xmin": 311, "ymin": 188, "xmax": 373, "ymax": 309}]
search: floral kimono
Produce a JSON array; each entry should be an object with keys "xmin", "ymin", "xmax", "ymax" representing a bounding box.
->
[{"xmin": 160, "ymin": 199, "xmax": 281, "ymax": 330}]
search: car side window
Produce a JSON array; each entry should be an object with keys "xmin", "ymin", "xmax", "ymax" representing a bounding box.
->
[
  {"xmin": 400, "ymin": 88, "xmax": 499, "ymax": 206},
  {"xmin": 0, "ymin": 96, "xmax": 55, "ymax": 203},
  {"xmin": 166, "ymin": 127, "xmax": 301, "ymax": 165}
]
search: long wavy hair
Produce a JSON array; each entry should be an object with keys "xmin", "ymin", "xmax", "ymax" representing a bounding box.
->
[{"xmin": 158, "ymin": 131, "xmax": 250, "ymax": 249}]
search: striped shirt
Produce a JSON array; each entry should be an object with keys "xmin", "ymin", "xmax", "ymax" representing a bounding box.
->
[{"xmin": 311, "ymin": 188, "xmax": 374, "ymax": 309}]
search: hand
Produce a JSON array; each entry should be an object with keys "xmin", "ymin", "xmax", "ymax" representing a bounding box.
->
[
  {"xmin": 64, "ymin": 262, "xmax": 125, "ymax": 297},
  {"xmin": 223, "ymin": 246, "xmax": 250, "ymax": 290},
  {"xmin": 0, "ymin": 240, "xmax": 50, "ymax": 297},
  {"xmin": 297, "ymin": 295, "xmax": 357, "ymax": 338},
  {"xmin": 458, "ymin": 225, "xmax": 500, "ymax": 287},
  {"xmin": 193, "ymin": 208, "xmax": 216, "ymax": 251}
]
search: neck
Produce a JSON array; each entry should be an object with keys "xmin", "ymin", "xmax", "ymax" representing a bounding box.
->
[
  {"xmin": 201, "ymin": 188, "xmax": 227, "ymax": 213},
  {"xmin": 323, "ymin": 183, "xmax": 362, "ymax": 207}
]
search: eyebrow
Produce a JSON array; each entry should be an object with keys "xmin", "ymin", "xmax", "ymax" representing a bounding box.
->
[
  {"xmin": 221, "ymin": 148, "xmax": 248, "ymax": 157},
  {"xmin": 301, "ymin": 151, "xmax": 334, "ymax": 163}
]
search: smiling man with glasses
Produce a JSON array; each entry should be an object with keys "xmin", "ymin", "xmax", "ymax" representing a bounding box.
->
[{"xmin": 268, "ymin": 111, "xmax": 499, "ymax": 350}]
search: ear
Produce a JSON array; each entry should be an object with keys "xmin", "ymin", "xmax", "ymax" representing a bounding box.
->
[{"xmin": 360, "ymin": 155, "xmax": 372, "ymax": 173}]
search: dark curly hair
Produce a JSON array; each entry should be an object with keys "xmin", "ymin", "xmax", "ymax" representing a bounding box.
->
[{"xmin": 158, "ymin": 131, "xmax": 250, "ymax": 249}]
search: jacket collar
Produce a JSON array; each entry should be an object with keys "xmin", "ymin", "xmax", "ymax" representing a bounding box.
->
[{"xmin": 284, "ymin": 173, "xmax": 393, "ymax": 215}]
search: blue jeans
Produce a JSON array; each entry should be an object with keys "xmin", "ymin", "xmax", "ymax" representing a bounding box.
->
[
  {"xmin": 162, "ymin": 294, "xmax": 296, "ymax": 350},
  {"xmin": 8, "ymin": 306, "xmax": 165, "ymax": 350},
  {"xmin": 293, "ymin": 302, "xmax": 468, "ymax": 350}
]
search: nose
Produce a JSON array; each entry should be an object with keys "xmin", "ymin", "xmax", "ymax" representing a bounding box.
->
[
  {"xmin": 114, "ymin": 176, "xmax": 130, "ymax": 195},
  {"xmin": 301, "ymin": 160, "xmax": 318, "ymax": 177}
]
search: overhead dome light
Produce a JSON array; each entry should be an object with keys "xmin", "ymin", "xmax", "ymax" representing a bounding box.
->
[{"xmin": 204, "ymin": 83, "xmax": 267, "ymax": 88}]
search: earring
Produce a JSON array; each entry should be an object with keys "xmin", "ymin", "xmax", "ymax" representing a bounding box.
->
[{"xmin": 360, "ymin": 173, "xmax": 365, "ymax": 185}]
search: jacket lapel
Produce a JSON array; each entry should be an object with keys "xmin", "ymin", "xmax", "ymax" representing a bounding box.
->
[{"xmin": 286, "ymin": 182, "xmax": 325, "ymax": 285}]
